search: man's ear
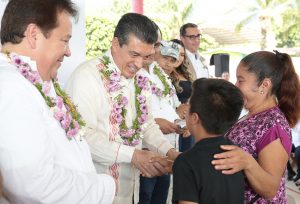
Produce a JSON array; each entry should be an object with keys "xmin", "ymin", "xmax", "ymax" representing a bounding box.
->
[
  {"xmin": 191, "ymin": 112, "xmax": 200, "ymax": 125},
  {"xmin": 112, "ymin": 37, "xmax": 120, "ymax": 50},
  {"xmin": 23, "ymin": 23, "xmax": 39, "ymax": 49}
]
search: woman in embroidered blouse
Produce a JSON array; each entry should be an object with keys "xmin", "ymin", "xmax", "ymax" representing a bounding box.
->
[
  {"xmin": 170, "ymin": 39, "xmax": 194, "ymax": 152},
  {"xmin": 212, "ymin": 51, "xmax": 300, "ymax": 203}
]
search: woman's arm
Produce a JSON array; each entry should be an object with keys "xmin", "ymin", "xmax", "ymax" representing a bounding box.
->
[{"xmin": 212, "ymin": 138, "xmax": 288, "ymax": 199}]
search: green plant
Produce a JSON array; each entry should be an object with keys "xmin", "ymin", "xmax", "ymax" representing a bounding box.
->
[{"xmin": 86, "ymin": 16, "xmax": 116, "ymax": 59}]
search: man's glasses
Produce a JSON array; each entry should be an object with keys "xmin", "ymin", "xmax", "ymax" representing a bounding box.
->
[{"xmin": 184, "ymin": 34, "xmax": 202, "ymax": 40}]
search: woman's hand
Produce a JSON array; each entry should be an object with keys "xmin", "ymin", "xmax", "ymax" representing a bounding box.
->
[{"xmin": 211, "ymin": 145, "xmax": 255, "ymax": 174}]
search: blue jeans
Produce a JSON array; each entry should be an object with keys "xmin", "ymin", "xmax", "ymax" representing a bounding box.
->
[
  {"xmin": 179, "ymin": 135, "xmax": 195, "ymax": 152},
  {"xmin": 139, "ymin": 174, "xmax": 170, "ymax": 204}
]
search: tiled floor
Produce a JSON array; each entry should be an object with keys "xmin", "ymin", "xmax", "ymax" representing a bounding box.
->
[{"xmin": 286, "ymin": 179, "xmax": 300, "ymax": 204}]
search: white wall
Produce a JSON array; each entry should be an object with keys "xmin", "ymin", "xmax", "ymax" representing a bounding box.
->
[{"xmin": 0, "ymin": 0, "xmax": 86, "ymax": 86}]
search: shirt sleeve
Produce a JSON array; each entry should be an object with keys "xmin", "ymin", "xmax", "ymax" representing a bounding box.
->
[
  {"xmin": 257, "ymin": 124, "xmax": 292, "ymax": 154},
  {"xmin": 172, "ymin": 155, "xmax": 199, "ymax": 203},
  {"xmin": 0, "ymin": 72, "xmax": 115, "ymax": 204},
  {"xmin": 65, "ymin": 62, "xmax": 135, "ymax": 165}
]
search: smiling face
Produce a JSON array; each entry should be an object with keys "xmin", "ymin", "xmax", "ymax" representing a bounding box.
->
[
  {"xmin": 181, "ymin": 27, "xmax": 201, "ymax": 53},
  {"xmin": 235, "ymin": 63, "xmax": 263, "ymax": 111},
  {"xmin": 156, "ymin": 54, "xmax": 177, "ymax": 76},
  {"xmin": 112, "ymin": 34, "xmax": 155, "ymax": 78},
  {"xmin": 34, "ymin": 11, "xmax": 72, "ymax": 81}
]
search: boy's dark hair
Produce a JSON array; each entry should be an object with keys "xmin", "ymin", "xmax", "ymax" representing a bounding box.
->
[
  {"xmin": 1, "ymin": 0, "xmax": 78, "ymax": 45},
  {"xmin": 190, "ymin": 78, "xmax": 243, "ymax": 135},
  {"xmin": 114, "ymin": 13, "xmax": 158, "ymax": 47}
]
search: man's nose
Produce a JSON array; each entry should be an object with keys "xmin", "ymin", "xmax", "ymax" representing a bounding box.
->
[
  {"xmin": 134, "ymin": 57, "xmax": 144, "ymax": 68},
  {"xmin": 65, "ymin": 45, "xmax": 71, "ymax": 57}
]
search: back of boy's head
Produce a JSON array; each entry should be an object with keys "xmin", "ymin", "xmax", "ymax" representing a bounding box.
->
[{"xmin": 190, "ymin": 78, "xmax": 244, "ymax": 135}]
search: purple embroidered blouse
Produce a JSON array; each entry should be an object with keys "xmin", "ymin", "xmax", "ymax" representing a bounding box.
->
[{"xmin": 225, "ymin": 106, "xmax": 292, "ymax": 204}]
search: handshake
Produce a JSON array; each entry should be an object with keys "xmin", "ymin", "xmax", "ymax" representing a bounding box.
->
[{"xmin": 131, "ymin": 148, "xmax": 179, "ymax": 177}]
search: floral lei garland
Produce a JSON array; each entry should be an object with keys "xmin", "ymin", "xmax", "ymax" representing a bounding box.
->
[
  {"xmin": 97, "ymin": 55, "xmax": 149, "ymax": 146},
  {"xmin": 8, "ymin": 52, "xmax": 85, "ymax": 140},
  {"xmin": 151, "ymin": 64, "xmax": 175, "ymax": 98}
]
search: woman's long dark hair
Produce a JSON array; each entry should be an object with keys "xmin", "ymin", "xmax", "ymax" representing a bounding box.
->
[{"xmin": 241, "ymin": 50, "xmax": 300, "ymax": 127}]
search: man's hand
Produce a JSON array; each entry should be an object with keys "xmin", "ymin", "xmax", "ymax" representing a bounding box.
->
[
  {"xmin": 155, "ymin": 118, "xmax": 177, "ymax": 134},
  {"xmin": 131, "ymin": 149, "xmax": 167, "ymax": 177},
  {"xmin": 176, "ymin": 104, "xmax": 189, "ymax": 119},
  {"xmin": 150, "ymin": 156, "xmax": 174, "ymax": 174}
]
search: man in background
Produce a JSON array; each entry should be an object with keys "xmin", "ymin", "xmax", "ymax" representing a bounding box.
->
[{"xmin": 180, "ymin": 23, "xmax": 209, "ymax": 80}]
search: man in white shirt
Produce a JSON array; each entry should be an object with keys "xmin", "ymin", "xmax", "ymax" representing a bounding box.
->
[
  {"xmin": 0, "ymin": 0, "xmax": 115, "ymax": 203},
  {"xmin": 180, "ymin": 23, "xmax": 209, "ymax": 80},
  {"xmin": 65, "ymin": 13, "xmax": 179, "ymax": 204}
]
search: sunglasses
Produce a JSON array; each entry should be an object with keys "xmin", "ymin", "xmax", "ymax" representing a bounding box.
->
[{"xmin": 184, "ymin": 34, "xmax": 202, "ymax": 40}]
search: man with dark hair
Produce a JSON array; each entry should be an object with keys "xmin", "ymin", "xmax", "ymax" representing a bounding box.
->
[
  {"xmin": 172, "ymin": 78, "xmax": 245, "ymax": 204},
  {"xmin": 180, "ymin": 23, "xmax": 209, "ymax": 80},
  {"xmin": 0, "ymin": 0, "xmax": 115, "ymax": 203},
  {"xmin": 66, "ymin": 13, "xmax": 179, "ymax": 203}
]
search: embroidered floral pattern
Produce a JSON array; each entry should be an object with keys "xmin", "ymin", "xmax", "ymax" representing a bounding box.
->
[
  {"xmin": 9, "ymin": 52, "xmax": 85, "ymax": 140},
  {"xmin": 151, "ymin": 64, "xmax": 175, "ymax": 98},
  {"xmin": 97, "ymin": 55, "xmax": 149, "ymax": 146}
]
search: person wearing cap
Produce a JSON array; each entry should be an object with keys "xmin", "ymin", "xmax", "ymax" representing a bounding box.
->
[
  {"xmin": 65, "ymin": 13, "xmax": 179, "ymax": 204},
  {"xmin": 180, "ymin": 23, "xmax": 209, "ymax": 80},
  {"xmin": 138, "ymin": 40, "xmax": 188, "ymax": 204}
]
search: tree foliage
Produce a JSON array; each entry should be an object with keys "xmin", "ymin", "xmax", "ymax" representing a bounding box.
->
[
  {"xmin": 234, "ymin": 0, "xmax": 290, "ymax": 50},
  {"xmin": 86, "ymin": 16, "xmax": 116, "ymax": 59},
  {"xmin": 275, "ymin": 0, "xmax": 300, "ymax": 47}
]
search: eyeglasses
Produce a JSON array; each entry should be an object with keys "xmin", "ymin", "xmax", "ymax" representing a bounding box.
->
[{"xmin": 184, "ymin": 34, "xmax": 202, "ymax": 40}]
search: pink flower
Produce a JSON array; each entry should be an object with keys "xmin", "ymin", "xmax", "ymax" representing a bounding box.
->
[
  {"xmin": 137, "ymin": 94, "xmax": 146, "ymax": 103},
  {"xmin": 120, "ymin": 129, "xmax": 135, "ymax": 138},
  {"xmin": 19, "ymin": 66, "xmax": 29, "ymax": 76},
  {"xmin": 131, "ymin": 139, "xmax": 140, "ymax": 146},
  {"xmin": 108, "ymin": 81, "xmax": 121, "ymax": 92},
  {"xmin": 157, "ymin": 90, "xmax": 163, "ymax": 97},
  {"xmin": 61, "ymin": 114, "xmax": 72, "ymax": 130},
  {"xmin": 110, "ymin": 72, "xmax": 121, "ymax": 81},
  {"xmin": 113, "ymin": 106, "xmax": 122, "ymax": 114},
  {"xmin": 56, "ymin": 96, "xmax": 64, "ymax": 109},
  {"xmin": 28, "ymin": 71, "xmax": 40, "ymax": 84},
  {"xmin": 67, "ymin": 127, "xmax": 78, "ymax": 138},
  {"xmin": 96, "ymin": 63, "xmax": 105, "ymax": 71},
  {"xmin": 112, "ymin": 112, "xmax": 123, "ymax": 124},
  {"xmin": 11, "ymin": 54, "xmax": 21, "ymax": 65},
  {"xmin": 140, "ymin": 104, "xmax": 147, "ymax": 114},
  {"xmin": 53, "ymin": 109, "xmax": 64, "ymax": 120},
  {"xmin": 120, "ymin": 96, "xmax": 128, "ymax": 106},
  {"xmin": 138, "ymin": 114, "xmax": 147, "ymax": 124},
  {"xmin": 42, "ymin": 82, "xmax": 51, "ymax": 95},
  {"xmin": 136, "ymin": 127, "xmax": 142, "ymax": 133}
]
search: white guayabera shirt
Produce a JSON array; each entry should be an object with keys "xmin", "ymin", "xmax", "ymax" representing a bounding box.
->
[
  {"xmin": 65, "ymin": 50, "xmax": 174, "ymax": 204},
  {"xmin": 0, "ymin": 53, "xmax": 115, "ymax": 204}
]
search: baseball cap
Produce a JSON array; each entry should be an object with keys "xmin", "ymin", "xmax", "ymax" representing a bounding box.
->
[{"xmin": 160, "ymin": 40, "xmax": 180, "ymax": 60}]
